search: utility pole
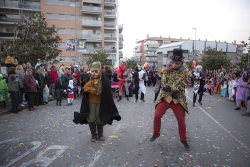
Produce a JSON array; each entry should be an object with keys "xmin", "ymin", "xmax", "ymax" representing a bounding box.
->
[
  {"xmin": 74, "ymin": 0, "xmax": 77, "ymax": 64},
  {"xmin": 192, "ymin": 28, "xmax": 196, "ymax": 56}
]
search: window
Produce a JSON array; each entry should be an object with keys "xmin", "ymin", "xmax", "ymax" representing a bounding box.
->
[
  {"xmin": 59, "ymin": 14, "xmax": 65, "ymax": 20},
  {"xmin": 46, "ymin": 13, "xmax": 52, "ymax": 19},
  {"xmin": 70, "ymin": 15, "xmax": 75, "ymax": 20},
  {"xmin": 6, "ymin": 29, "xmax": 14, "ymax": 33},
  {"xmin": 57, "ymin": 28, "xmax": 65, "ymax": 34},
  {"xmin": 71, "ymin": 29, "xmax": 76, "ymax": 34},
  {"xmin": 58, "ymin": 0, "xmax": 64, "ymax": 5},
  {"xmin": 46, "ymin": 0, "xmax": 52, "ymax": 4}
]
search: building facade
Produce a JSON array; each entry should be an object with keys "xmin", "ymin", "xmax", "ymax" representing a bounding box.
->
[
  {"xmin": 134, "ymin": 34, "xmax": 186, "ymax": 66},
  {"xmin": 0, "ymin": 0, "xmax": 123, "ymax": 67}
]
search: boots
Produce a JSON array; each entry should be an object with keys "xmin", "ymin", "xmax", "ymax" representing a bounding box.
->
[
  {"xmin": 126, "ymin": 96, "xmax": 129, "ymax": 101},
  {"xmin": 56, "ymin": 100, "xmax": 58, "ymax": 105},
  {"xmin": 117, "ymin": 96, "xmax": 122, "ymax": 102},
  {"xmin": 59, "ymin": 100, "xmax": 61, "ymax": 106},
  {"xmin": 88, "ymin": 122, "xmax": 97, "ymax": 142},
  {"xmin": 97, "ymin": 123, "xmax": 105, "ymax": 141}
]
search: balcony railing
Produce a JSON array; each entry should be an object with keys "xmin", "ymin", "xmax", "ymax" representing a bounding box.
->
[
  {"xmin": 82, "ymin": 6, "xmax": 102, "ymax": 14},
  {"xmin": 119, "ymin": 24, "xmax": 123, "ymax": 33},
  {"xmin": 0, "ymin": 16, "xmax": 22, "ymax": 22},
  {"xmin": 104, "ymin": 0, "xmax": 116, "ymax": 3},
  {"xmin": 104, "ymin": 37, "xmax": 117, "ymax": 40},
  {"xmin": 119, "ymin": 33, "xmax": 123, "ymax": 39},
  {"xmin": 104, "ymin": 23, "xmax": 116, "ymax": 28},
  {"xmin": 82, "ymin": 34, "xmax": 102, "ymax": 40},
  {"xmin": 119, "ymin": 51, "xmax": 123, "ymax": 58},
  {"xmin": 145, "ymin": 59, "xmax": 158, "ymax": 62},
  {"xmin": 84, "ymin": 0, "xmax": 101, "ymax": 4},
  {"xmin": 145, "ymin": 53, "xmax": 157, "ymax": 56},
  {"xmin": 104, "ymin": 49, "xmax": 116, "ymax": 53},
  {"xmin": 82, "ymin": 20, "xmax": 102, "ymax": 27},
  {"xmin": 0, "ymin": 2, "xmax": 41, "ymax": 10},
  {"xmin": 86, "ymin": 48, "xmax": 102, "ymax": 53},
  {"xmin": 119, "ymin": 43, "xmax": 123, "ymax": 49},
  {"xmin": 145, "ymin": 47, "xmax": 157, "ymax": 51},
  {"xmin": 104, "ymin": 11, "xmax": 116, "ymax": 15},
  {"xmin": 0, "ymin": 32, "xmax": 15, "ymax": 37}
]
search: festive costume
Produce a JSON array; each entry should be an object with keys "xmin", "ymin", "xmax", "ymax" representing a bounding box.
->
[
  {"xmin": 235, "ymin": 72, "xmax": 250, "ymax": 110},
  {"xmin": 67, "ymin": 80, "xmax": 74, "ymax": 105},
  {"xmin": 73, "ymin": 62, "xmax": 121, "ymax": 142},
  {"xmin": 192, "ymin": 65, "xmax": 205, "ymax": 106},
  {"xmin": 220, "ymin": 82, "xmax": 227, "ymax": 97},
  {"xmin": 138, "ymin": 69, "xmax": 146, "ymax": 102},
  {"xmin": 150, "ymin": 49, "xmax": 190, "ymax": 150},
  {"xmin": 117, "ymin": 62, "xmax": 130, "ymax": 101}
]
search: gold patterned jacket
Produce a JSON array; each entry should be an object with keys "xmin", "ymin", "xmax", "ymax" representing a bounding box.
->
[{"xmin": 156, "ymin": 69, "xmax": 190, "ymax": 114}]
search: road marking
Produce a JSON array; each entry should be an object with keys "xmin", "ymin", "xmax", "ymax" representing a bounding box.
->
[
  {"xmin": 87, "ymin": 123, "xmax": 122, "ymax": 167},
  {"xmin": 186, "ymin": 95, "xmax": 250, "ymax": 152}
]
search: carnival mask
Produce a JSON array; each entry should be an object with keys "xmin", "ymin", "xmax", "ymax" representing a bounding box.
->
[{"xmin": 91, "ymin": 70, "xmax": 99, "ymax": 78}]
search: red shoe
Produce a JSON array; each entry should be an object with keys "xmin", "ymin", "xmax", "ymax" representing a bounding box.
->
[
  {"xmin": 241, "ymin": 113, "xmax": 250, "ymax": 116},
  {"xmin": 29, "ymin": 108, "xmax": 35, "ymax": 111},
  {"xmin": 32, "ymin": 108, "xmax": 36, "ymax": 110}
]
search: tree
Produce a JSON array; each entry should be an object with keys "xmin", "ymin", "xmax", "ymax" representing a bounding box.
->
[
  {"xmin": 237, "ymin": 38, "xmax": 250, "ymax": 68},
  {"xmin": 0, "ymin": 13, "xmax": 62, "ymax": 65},
  {"xmin": 126, "ymin": 59, "xmax": 137, "ymax": 69},
  {"xmin": 86, "ymin": 50, "xmax": 111, "ymax": 66},
  {"xmin": 200, "ymin": 46, "xmax": 231, "ymax": 70}
]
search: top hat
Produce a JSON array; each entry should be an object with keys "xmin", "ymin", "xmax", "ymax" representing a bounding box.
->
[{"xmin": 170, "ymin": 48, "xmax": 184, "ymax": 61}]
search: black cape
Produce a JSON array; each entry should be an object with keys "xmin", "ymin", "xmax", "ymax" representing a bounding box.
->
[{"xmin": 73, "ymin": 72, "xmax": 121, "ymax": 125}]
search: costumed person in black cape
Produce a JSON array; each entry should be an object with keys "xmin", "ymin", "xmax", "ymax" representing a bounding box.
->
[
  {"xmin": 150, "ymin": 49, "xmax": 191, "ymax": 150},
  {"xmin": 73, "ymin": 62, "xmax": 121, "ymax": 142},
  {"xmin": 192, "ymin": 65, "xmax": 205, "ymax": 106}
]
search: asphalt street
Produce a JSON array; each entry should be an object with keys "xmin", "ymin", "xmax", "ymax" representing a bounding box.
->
[{"xmin": 0, "ymin": 87, "xmax": 250, "ymax": 167}]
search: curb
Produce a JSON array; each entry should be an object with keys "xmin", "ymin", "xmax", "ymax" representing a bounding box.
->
[{"xmin": 0, "ymin": 98, "xmax": 55, "ymax": 115}]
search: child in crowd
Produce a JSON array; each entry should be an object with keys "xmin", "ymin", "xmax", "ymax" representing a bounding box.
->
[
  {"xmin": 228, "ymin": 77, "xmax": 235, "ymax": 101},
  {"xmin": 43, "ymin": 85, "xmax": 49, "ymax": 104},
  {"xmin": 67, "ymin": 80, "xmax": 74, "ymax": 106},
  {"xmin": 54, "ymin": 78, "xmax": 63, "ymax": 106},
  {"xmin": 204, "ymin": 81, "xmax": 213, "ymax": 95},
  {"xmin": 220, "ymin": 81, "xmax": 227, "ymax": 97}
]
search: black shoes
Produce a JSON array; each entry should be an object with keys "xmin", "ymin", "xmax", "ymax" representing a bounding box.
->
[
  {"xmin": 193, "ymin": 103, "xmax": 195, "ymax": 107},
  {"xmin": 141, "ymin": 99, "xmax": 145, "ymax": 102},
  {"xmin": 198, "ymin": 101, "xmax": 202, "ymax": 105},
  {"xmin": 126, "ymin": 97, "xmax": 129, "ymax": 101},
  {"xmin": 180, "ymin": 141, "xmax": 190, "ymax": 150},
  {"xmin": 150, "ymin": 134, "xmax": 159, "ymax": 142},
  {"xmin": 234, "ymin": 107, "xmax": 240, "ymax": 110},
  {"xmin": 135, "ymin": 99, "xmax": 138, "ymax": 102}
]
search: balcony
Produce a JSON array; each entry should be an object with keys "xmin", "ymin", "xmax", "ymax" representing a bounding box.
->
[
  {"xmin": 119, "ymin": 33, "xmax": 123, "ymax": 39},
  {"xmin": 82, "ymin": 6, "xmax": 102, "ymax": 14},
  {"xmin": 145, "ymin": 47, "xmax": 157, "ymax": 51},
  {"xmin": 145, "ymin": 42, "xmax": 158, "ymax": 47},
  {"xmin": 85, "ymin": 48, "xmax": 102, "ymax": 53},
  {"xmin": 0, "ymin": 15, "xmax": 22, "ymax": 23},
  {"xmin": 119, "ymin": 51, "xmax": 123, "ymax": 58},
  {"xmin": 104, "ymin": 49, "xmax": 116, "ymax": 53},
  {"xmin": 82, "ymin": 20, "xmax": 102, "ymax": 27},
  {"xmin": 104, "ymin": 36, "xmax": 117, "ymax": 42},
  {"xmin": 145, "ymin": 59, "xmax": 158, "ymax": 62},
  {"xmin": 119, "ymin": 24, "xmax": 123, "ymax": 33},
  {"xmin": 0, "ymin": 2, "xmax": 41, "ymax": 11},
  {"xmin": 104, "ymin": 23, "xmax": 116, "ymax": 30},
  {"xmin": 82, "ymin": 34, "xmax": 102, "ymax": 42},
  {"xmin": 104, "ymin": 0, "xmax": 116, "ymax": 7},
  {"xmin": 145, "ymin": 53, "xmax": 157, "ymax": 56},
  {"xmin": 84, "ymin": 0, "xmax": 101, "ymax": 4},
  {"xmin": 119, "ymin": 43, "xmax": 123, "ymax": 49},
  {"xmin": 135, "ymin": 48, "xmax": 141, "ymax": 53},
  {"xmin": 0, "ymin": 32, "xmax": 15, "ymax": 39},
  {"xmin": 104, "ymin": 11, "xmax": 116, "ymax": 18}
]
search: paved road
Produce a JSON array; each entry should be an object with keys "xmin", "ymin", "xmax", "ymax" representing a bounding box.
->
[{"xmin": 0, "ymin": 87, "xmax": 249, "ymax": 167}]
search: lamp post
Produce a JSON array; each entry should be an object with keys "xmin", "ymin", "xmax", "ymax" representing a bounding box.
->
[
  {"xmin": 192, "ymin": 28, "xmax": 196, "ymax": 56},
  {"xmin": 74, "ymin": 0, "xmax": 77, "ymax": 64}
]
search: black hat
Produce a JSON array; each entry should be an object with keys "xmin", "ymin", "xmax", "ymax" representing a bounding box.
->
[{"xmin": 170, "ymin": 48, "xmax": 184, "ymax": 61}]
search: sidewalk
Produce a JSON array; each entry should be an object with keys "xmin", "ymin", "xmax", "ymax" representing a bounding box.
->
[{"xmin": 0, "ymin": 96, "xmax": 55, "ymax": 114}]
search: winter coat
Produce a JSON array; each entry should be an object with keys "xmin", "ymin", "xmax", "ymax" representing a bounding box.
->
[
  {"xmin": 0, "ymin": 80, "xmax": 8, "ymax": 102},
  {"xmin": 73, "ymin": 72, "xmax": 121, "ymax": 125},
  {"xmin": 50, "ymin": 70, "xmax": 58, "ymax": 83},
  {"xmin": 34, "ymin": 73, "xmax": 45, "ymax": 90},
  {"xmin": 17, "ymin": 69, "xmax": 25, "ymax": 88},
  {"xmin": 54, "ymin": 81, "xmax": 63, "ymax": 100},
  {"xmin": 61, "ymin": 73, "xmax": 73, "ymax": 88},
  {"xmin": 8, "ymin": 74, "xmax": 19, "ymax": 91},
  {"xmin": 24, "ymin": 75, "xmax": 37, "ymax": 93}
]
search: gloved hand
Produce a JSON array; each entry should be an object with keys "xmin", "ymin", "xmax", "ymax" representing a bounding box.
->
[
  {"xmin": 171, "ymin": 92, "xmax": 178, "ymax": 99},
  {"xmin": 162, "ymin": 86, "xmax": 171, "ymax": 92}
]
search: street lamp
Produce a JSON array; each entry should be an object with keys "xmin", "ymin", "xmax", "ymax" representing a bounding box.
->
[{"xmin": 192, "ymin": 28, "xmax": 196, "ymax": 56}]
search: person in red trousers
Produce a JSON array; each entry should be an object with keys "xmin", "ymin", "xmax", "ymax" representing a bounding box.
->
[{"xmin": 150, "ymin": 48, "xmax": 191, "ymax": 150}]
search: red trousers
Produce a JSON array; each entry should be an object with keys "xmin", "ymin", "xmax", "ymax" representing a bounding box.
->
[{"xmin": 153, "ymin": 99, "xmax": 187, "ymax": 141}]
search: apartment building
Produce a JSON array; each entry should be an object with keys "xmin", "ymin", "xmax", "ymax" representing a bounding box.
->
[
  {"xmin": 134, "ymin": 34, "xmax": 186, "ymax": 66},
  {"xmin": 0, "ymin": 0, "xmax": 123, "ymax": 67}
]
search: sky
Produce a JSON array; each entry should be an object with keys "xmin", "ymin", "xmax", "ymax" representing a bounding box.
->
[{"xmin": 118, "ymin": 0, "xmax": 250, "ymax": 58}]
